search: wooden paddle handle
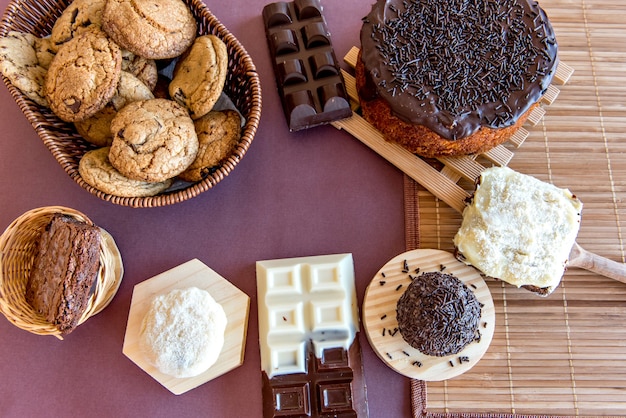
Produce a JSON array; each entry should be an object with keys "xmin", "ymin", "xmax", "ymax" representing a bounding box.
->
[{"xmin": 568, "ymin": 242, "xmax": 626, "ymax": 284}]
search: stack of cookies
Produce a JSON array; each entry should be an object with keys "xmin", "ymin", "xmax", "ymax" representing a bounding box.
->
[{"xmin": 0, "ymin": 0, "xmax": 243, "ymax": 197}]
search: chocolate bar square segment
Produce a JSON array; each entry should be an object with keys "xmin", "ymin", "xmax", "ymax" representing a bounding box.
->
[
  {"xmin": 270, "ymin": 29, "xmax": 299, "ymax": 55},
  {"xmin": 273, "ymin": 383, "xmax": 310, "ymax": 415},
  {"xmin": 318, "ymin": 383, "xmax": 353, "ymax": 413},
  {"xmin": 302, "ymin": 21, "xmax": 330, "ymax": 48},
  {"xmin": 263, "ymin": 2, "xmax": 293, "ymax": 28},
  {"xmin": 277, "ymin": 59, "xmax": 308, "ymax": 86},
  {"xmin": 262, "ymin": 0, "xmax": 352, "ymax": 131},
  {"xmin": 294, "ymin": 0, "xmax": 322, "ymax": 20},
  {"xmin": 320, "ymin": 346, "xmax": 349, "ymax": 369},
  {"xmin": 309, "ymin": 52, "xmax": 338, "ymax": 79}
]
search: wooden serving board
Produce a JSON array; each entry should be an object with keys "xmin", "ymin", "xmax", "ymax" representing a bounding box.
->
[
  {"xmin": 362, "ymin": 249, "xmax": 495, "ymax": 381},
  {"xmin": 332, "ymin": 47, "xmax": 573, "ymax": 212},
  {"xmin": 122, "ymin": 259, "xmax": 250, "ymax": 395}
]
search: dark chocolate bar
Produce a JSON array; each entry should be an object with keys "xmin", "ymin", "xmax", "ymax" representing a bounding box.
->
[
  {"xmin": 263, "ymin": 0, "xmax": 352, "ymax": 131},
  {"xmin": 261, "ymin": 338, "xmax": 369, "ymax": 417}
]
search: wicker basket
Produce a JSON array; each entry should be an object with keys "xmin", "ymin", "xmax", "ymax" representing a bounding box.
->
[
  {"xmin": 0, "ymin": 206, "xmax": 124, "ymax": 339},
  {"xmin": 0, "ymin": 0, "xmax": 262, "ymax": 208}
]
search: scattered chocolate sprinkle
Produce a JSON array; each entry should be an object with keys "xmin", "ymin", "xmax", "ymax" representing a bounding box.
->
[
  {"xmin": 402, "ymin": 259, "xmax": 409, "ymax": 273},
  {"xmin": 459, "ymin": 356, "xmax": 470, "ymax": 364},
  {"xmin": 381, "ymin": 272, "xmax": 386, "ymax": 278},
  {"xmin": 380, "ymin": 280, "xmax": 386, "ymax": 286},
  {"xmin": 395, "ymin": 284, "xmax": 403, "ymax": 291},
  {"xmin": 439, "ymin": 264, "xmax": 447, "ymax": 271},
  {"xmin": 386, "ymin": 352, "xmax": 393, "ymax": 360},
  {"xmin": 412, "ymin": 361, "xmax": 423, "ymax": 367},
  {"xmin": 449, "ymin": 360, "xmax": 454, "ymax": 367},
  {"xmin": 382, "ymin": 327, "xmax": 386, "ymax": 337},
  {"xmin": 381, "ymin": 314, "xmax": 387, "ymax": 320},
  {"xmin": 402, "ymin": 350, "xmax": 410, "ymax": 356},
  {"xmin": 470, "ymin": 283, "xmax": 477, "ymax": 289}
]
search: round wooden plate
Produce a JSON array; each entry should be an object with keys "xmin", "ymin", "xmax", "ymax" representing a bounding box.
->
[{"xmin": 362, "ymin": 249, "xmax": 495, "ymax": 381}]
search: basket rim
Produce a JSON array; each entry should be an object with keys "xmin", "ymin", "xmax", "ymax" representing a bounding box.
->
[
  {"xmin": 0, "ymin": 206, "xmax": 124, "ymax": 339},
  {"xmin": 0, "ymin": 0, "xmax": 262, "ymax": 208}
]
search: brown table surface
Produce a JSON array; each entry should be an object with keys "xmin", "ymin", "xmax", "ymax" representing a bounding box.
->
[
  {"xmin": 2, "ymin": 0, "xmax": 626, "ymax": 417},
  {"xmin": 0, "ymin": 0, "xmax": 410, "ymax": 417}
]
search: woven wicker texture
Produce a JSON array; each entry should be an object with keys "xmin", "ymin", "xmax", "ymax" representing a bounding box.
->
[
  {"xmin": 0, "ymin": 0, "xmax": 261, "ymax": 207},
  {"xmin": 410, "ymin": 0, "xmax": 626, "ymax": 415},
  {"xmin": 0, "ymin": 206, "xmax": 123, "ymax": 340}
]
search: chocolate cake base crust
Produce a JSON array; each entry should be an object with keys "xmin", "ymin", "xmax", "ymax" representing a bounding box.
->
[{"xmin": 25, "ymin": 213, "xmax": 102, "ymax": 335}]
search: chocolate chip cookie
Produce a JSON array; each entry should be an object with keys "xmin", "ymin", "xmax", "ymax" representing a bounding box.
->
[
  {"xmin": 79, "ymin": 147, "xmax": 173, "ymax": 197},
  {"xmin": 49, "ymin": 0, "xmax": 107, "ymax": 52},
  {"xmin": 179, "ymin": 109, "xmax": 242, "ymax": 182},
  {"xmin": 102, "ymin": 0, "xmax": 197, "ymax": 60},
  {"xmin": 0, "ymin": 31, "xmax": 49, "ymax": 106},
  {"xmin": 109, "ymin": 98, "xmax": 198, "ymax": 182},
  {"xmin": 122, "ymin": 50, "xmax": 158, "ymax": 91},
  {"xmin": 45, "ymin": 27, "xmax": 122, "ymax": 122},
  {"xmin": 169, "ymin": 35, "xmax": 228, "ymax": 120},
  {"xmin": 75, "ymin": 71, "xmax": 155, "ymax": 146}
]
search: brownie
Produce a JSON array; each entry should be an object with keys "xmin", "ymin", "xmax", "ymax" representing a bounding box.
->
[{"xmin": 25, "ymin": 214, "xmax": 102, "ymax": 335}]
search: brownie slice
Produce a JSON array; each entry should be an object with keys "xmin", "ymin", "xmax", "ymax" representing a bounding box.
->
[{"xmin": 25, "ymin": 214, "xmax": 102, "ymax": 335}]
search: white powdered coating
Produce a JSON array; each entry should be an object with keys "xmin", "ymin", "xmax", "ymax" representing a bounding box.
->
[
  {"xmin": 139, "ymin": 287, "xmax": 227, "ymax": 378},
  {"xmin": 454, "ymin": 166, "xmax": 583, "ymax": 292}
]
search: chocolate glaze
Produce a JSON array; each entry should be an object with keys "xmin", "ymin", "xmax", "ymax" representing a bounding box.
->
[
  {"xmin": 261, "ymin": 338, "xmax": 369, "ymax": 418},
  {"xmin": 360, "ymin": 0, "xmax": 559, "ymax": 140}
]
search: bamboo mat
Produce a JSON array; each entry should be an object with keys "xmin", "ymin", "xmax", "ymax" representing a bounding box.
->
[{"xmin": 408, "ymin": 0, "xmax": 626, "ymax": 415}]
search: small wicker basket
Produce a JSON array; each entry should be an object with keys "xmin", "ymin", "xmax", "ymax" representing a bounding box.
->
[
  {"xmin": 0, "ymin": 0, "xmax": 262, "ymax": 207},
  {"xmin": 0, "ymin": 206, "xmax": 124, "ymax": 339}
]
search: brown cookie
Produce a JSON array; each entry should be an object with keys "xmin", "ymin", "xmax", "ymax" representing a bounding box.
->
[
  {"xmin": 121, "ymin": 50, "xmax": 158, "ymax": 91},
  {"xmin": 49, "ymin": 0, "xmax": 107, "ymax": 52},
  {"xmin": 0, "ymin": 31, "xmax": 49, "ymax": 107},
  {"xmin": 79, "ymin": 147, "xmax": 173, "ymax": 197},
  {"xmin": 74, "ymin": 105, "xmax": 117, "ymax": 147},
  {"xmin": 179, "ymin": 109, "xmax": 242, "ymax": 182},
  {"xmin": 102, "ymin": 0, "xmax": 196, "ymax": 60},
  {"xmin": 169, "ymin": 35, "xmax": 228, "ymax": 120},
  {"xmin": 109, "ymin": 98, "xmax": 198, "ymax": 182},
  {"xmin": 45, "ymin": 27, "xmax": 122, "ymax": 122},
  {"xmin": 34, "ymin": 36, "xmax": 56, "ymax": 69},
  {"xmin": 75, "ymin": 71, "xmax": 154, "ymax": 146}
]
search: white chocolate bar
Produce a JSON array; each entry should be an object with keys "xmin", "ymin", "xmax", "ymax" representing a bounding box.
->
[{"xmin": 256, "ymin": 253, "xmax": 359, "ymax": 378}]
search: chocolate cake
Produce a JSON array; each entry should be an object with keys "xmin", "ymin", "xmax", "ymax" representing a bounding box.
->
[
  {"xmin": 396, "ymin": 271, "xmax": 481, "ymax": 356},
  {"xmin": 25, "ymin": 213, "xmax": 102, "ymax": 335},
  {"xmin": 357, "ymin": 0, "xmax": 559, "ymax": 158}
]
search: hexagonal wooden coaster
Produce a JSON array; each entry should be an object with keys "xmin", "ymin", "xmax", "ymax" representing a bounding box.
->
[{"xmin": 123, "ymin": 259, "xmax": 250, "ymax": 395}]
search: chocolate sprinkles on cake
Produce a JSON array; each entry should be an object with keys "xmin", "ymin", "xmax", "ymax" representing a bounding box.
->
[
  {"xmin": 396, "ymin": 271, "xmax": 482, "ymax": 357},
  {"xmin": 359, "ymin": 0, "xmax": 558, "ymax": 140}
]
